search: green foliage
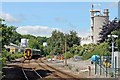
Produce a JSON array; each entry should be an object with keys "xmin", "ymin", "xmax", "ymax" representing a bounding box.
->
[
  {"xmin": 11, "ymin": 31, "xmax": 22, "ymax": 45},
  {"xmin": 2, "ymin": 50, "xmax": 11, "ymax": 59},
  {"xmin": 116, "ymin": 39, "xmax": 120, "ymax": 51},
  {"xmin": 1, "ymin": 50, "xmax": 23, "ymax": 65},
  {"xmin": 21, "ymin": 34, "xmax": 36, "ymax": 39},
  {"xmin": 47, "ymin": 30, "xmax": 65, "ymax": 54},
  {"xmin": 63, "ymin": 51, "xmax": 74, "ymax": 59},
  {"xmin": 10, "ymin": 53, "xmax": 23, "ymax": 60},
  {"xmin": 66, "ymin": 31, "xmax": 80, "ymax": 47},
  {"xmin": 111, "ymin": 29, "xmax": 120, "ymax": 51},
  {"xmin": 0, "ymin": 57, "xmax": 7, "ymax": 66},
  {"xmin": 47, "ymin": 55, "xmax": 51, "ymax": 58},
  {"xmin": 28, "ymin": 38, "xmax": 40, "ymax": 49},
  {"xmin": 69, "ymin": 44, "xmax": 97, "ymax": 57},
  {"xmin": 99, "ymin": 18, "xmax": 120, "ymax": 42},
  {"xmin": 2, "ymin": 18, "xmax": 119, "ymax": 62},
  {"xmin": 28, "ymin": 37, "xmax": 48, "ymax": 56},
  {"xmin": 82, "ymin": 42, "xmax": 110, "ymax": 60},
  {"xmin": 37, "ymin": 36, "xmax": 48, "ymax": 45},
  {"xmin": 0, "ymin": 19, "xmax": 18, "ymax": 48},
  {"xmin": 2, "ymin": 25, "xmax": 14, "ymax": 48},
  {"xmin": 46, "ymin": 30, "xmax": 81, "ymax": 56}
]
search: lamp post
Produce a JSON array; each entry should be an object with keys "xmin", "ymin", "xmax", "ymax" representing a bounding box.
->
[{"xmin": 107, "ymin": 35, "xmax": 118, "ymax": 70}]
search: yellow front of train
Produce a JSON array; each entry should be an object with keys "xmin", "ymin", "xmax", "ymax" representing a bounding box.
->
[{"xmin": 23, "ymin": 48, "xmax": 32, "ymax": 60}]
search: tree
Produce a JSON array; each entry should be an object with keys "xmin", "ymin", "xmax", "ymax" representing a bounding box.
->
[
  {"xmin": 0, "ymin": 19, "xmax": 15, "ymax": 48},
  {"xmin": 99, "ymin": 18, "xmax": 120, "ymax": 42},
  {"xmin": 46, "ymin": 30, "xmax": 81, "ymax": 56},
  {"xmin": 21, "ymin": 34, "xmax": 36, "ymax": 39},
  {"xmin": 47, "ymin": 30, "xmax": 65, "ymax": 54},
  {"xmin": 10, "ymin": 28, "xmax": 22, "ymax": 45},
  {"xmin": 28, "ymin": 38, "xmax": 40, "ymax": 49},
  {"xmin": 66, "ymin": 31, "xmax": 80, "ymax": 47},
  {"xmin": 36, "ymin": 36, "xmax": 48, "ymax": 45},
  {"xmin": 111, "ymin": 29, "xmax": 120, "ymax": 51}
]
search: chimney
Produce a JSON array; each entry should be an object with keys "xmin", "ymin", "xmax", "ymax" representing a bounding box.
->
[{"xmin": 103, "ymin": 9, "xmax": 109, "ymax": 16}]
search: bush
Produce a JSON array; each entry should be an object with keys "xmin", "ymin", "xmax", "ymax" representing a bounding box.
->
[
  {"xmin": 1, "ymin": 50, "xmax": 23, "ymax": 65},
  {"xmin": 11, "ymin": 53, "xmax": 23, "ymax": 60},
  {"xmin": 2, "ymin": 50, "xmax": 23, "ymax": 60},
  {"xmin": 0, "ymin": 57, "xmax": 7, "ymax": 66},
  {"xmin": 11, "ymin": 54, "xmax": 16, "ymax": 60},
  {"xmin": 82, "ymin": 42, "xmax": 110, "ymax": 60},
  {"xmin": 47, "ymin": 55, "xmax": 51, "ymax": 58},
  {"xmin": 63, "ymin": 51, "xmax": 74, "ymax": 59},
  {"xmin": 2, "ymin": 50, "xmax": 11, "ymax": 61}
]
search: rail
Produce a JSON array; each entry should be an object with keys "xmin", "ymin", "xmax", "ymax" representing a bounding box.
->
[
  {"xmin": 37, "ymin": 58, "xmax": 80, "ymax": 80},
  {"xmin": 21, "ymin": 61, "xmax": 43, "ymax": 80}
]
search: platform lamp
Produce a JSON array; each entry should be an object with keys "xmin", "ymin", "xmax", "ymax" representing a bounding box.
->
[{"xmin": 107, "ymin": 35, "xmax": 118, "ymax": 70}]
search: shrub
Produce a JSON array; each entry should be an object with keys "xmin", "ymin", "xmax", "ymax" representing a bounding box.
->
[
  {"xmin": 11, "ymin": 53, "xmax": 23, "ymax": 60},
  {"xmin": 11, "ymin": 54, "xmax": 16, "ymax": 60},
  {"xmin": 47, "ymin": 55, "xmax": 51, "ymax": 58},
  {"xmin": 63, "ymin": 51, "xmax": 74, "ymax": 59},
  {"xmin": 0, "ymin": 57, "xmax": 7, "ymax": 66},
  {"xmin": 82, "ymin": 42, "xmax": 110, "ymax": 60},
  {"xmin": 2, "ymin": 50, "xmax": 11, "ymax": 61}
]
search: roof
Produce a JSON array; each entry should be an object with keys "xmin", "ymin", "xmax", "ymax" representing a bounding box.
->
[{"xmin": 4, "ymin": 43, "xmax": 19, "ymax": 49}]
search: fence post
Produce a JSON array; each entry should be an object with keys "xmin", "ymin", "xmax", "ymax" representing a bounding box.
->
[
  {"xmin": 106, "ymin": 62, "xmax": 108, "ymax": 77},
  {"xmin": 100, "ymin": 56, "xmax": 102, "ymax": 75},
  {"xmin": 95, "ymin": 61, "xmax": 97, "ymax": 74},
  {"xmin": 88, "ymin": 66, "xmax": 91, "ymax": 76},
  {"xmin": 115, "ymin": 56, "xmax": 117, "ymax": 78}
]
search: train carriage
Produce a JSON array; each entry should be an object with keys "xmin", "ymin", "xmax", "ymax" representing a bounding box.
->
[{"xmin": 32, "ymin": 49, "xmax": 41, "ymax": 59}]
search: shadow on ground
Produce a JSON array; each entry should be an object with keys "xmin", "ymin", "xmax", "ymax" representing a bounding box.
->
[{"xmin": 2, "ymin": 63, "xmax": 55, "ymax": 80}]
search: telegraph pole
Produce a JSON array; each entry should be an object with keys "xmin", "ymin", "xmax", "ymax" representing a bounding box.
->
[{"xmin": 65, "ymin": 34, "xmax": 67, "ymax": 66}]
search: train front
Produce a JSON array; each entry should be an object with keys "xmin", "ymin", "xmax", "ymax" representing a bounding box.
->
[{"xmin": 23, "ymin": 48, "xmax": 32, "ymax": 60}]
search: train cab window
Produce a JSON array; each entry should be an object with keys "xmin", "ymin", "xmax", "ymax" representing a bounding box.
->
[
  {"xmin": 7, "ymin": 48, "xmax": 10, "ymax": 52},
  {"xmin": 25, "ymin": 50, "xmax": 27, "ymax": 53}
]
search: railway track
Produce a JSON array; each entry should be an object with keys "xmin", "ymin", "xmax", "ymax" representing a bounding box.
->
[
  {"xmin": 21, "ymin": 61, "xmax": 43, "ymax": 80},
  {"xmin": 35, "ymin": 58, "xmax": 79, "ymax": 80},
  {"xmin": 34, "ymin": 59, "xmax": 63, "ymax": 79},
  {"xmin": 21, "ymin": 58, "xmax": 81, "ymax": 80}
]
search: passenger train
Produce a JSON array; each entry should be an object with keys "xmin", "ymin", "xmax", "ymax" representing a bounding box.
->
[{"xmin": 21, "ymin": 48, "xmax": 41, "ymax": 60}]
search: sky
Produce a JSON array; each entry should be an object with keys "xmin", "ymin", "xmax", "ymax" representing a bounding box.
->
[{"xmin": 0, "ymin": 2, "xmax": 118, "ymax": 37}]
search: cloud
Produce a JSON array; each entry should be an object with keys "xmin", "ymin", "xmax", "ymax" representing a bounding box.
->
[
  {"xmin": 16, "ymin": 25, "xmax": 90, "ymax": 38},
  {"xmin": 16, "ymin": 26, "xmax": 61, "ymax": 37},
  {"xmin": 0, "ymin": 12, "xmax": 19, "ymax": 23}
]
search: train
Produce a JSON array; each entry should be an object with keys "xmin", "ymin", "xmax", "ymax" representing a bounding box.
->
[{"xmin": 21, "ymin": 48, "xmax": 41, "ymax": 60}]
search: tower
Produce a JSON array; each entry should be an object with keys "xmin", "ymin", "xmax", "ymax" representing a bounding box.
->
[{"xmin": 90, "ymin": 4, "xmax": 109, "ymax": 44}]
